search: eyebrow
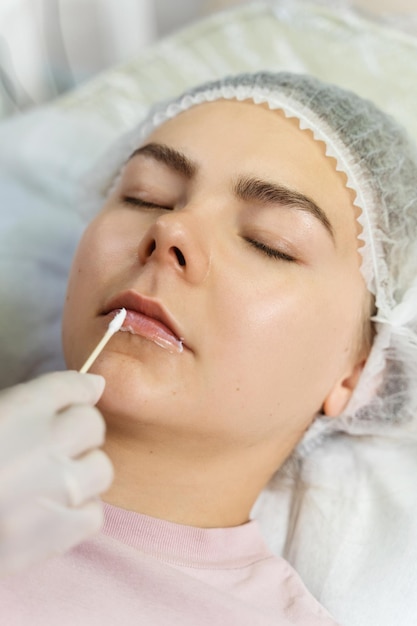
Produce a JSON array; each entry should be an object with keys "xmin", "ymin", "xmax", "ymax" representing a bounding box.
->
[
  {"xmin": 129, "ymin": 143, "xmax": 197, "ymax": 178},
  {"xmin": 129, "ymin": 142, "xmax": 334, "ymax": 241},
  {"xmin": 234, "ymin": 176, "xmax": 334, "ymax": 241}
]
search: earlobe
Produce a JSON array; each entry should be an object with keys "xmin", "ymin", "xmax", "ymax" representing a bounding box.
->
[{"xmin": 322, "ymin": 360, "xmax": 366, "ymax": 418}]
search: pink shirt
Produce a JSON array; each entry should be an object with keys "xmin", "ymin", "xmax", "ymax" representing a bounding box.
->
[{"xmin": 1, "ymin": 503, "xmax": 339, "ymax": 625}]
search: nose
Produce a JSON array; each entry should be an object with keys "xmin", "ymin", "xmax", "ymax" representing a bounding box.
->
[{"xmin": 137, "ymin": 210, "xmax": 210, "ymax": 284}]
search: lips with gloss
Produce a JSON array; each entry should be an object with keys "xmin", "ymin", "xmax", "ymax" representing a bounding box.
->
[{"xmin": 117, "ymin": 309, "xmax": 184, "ymax": 353}]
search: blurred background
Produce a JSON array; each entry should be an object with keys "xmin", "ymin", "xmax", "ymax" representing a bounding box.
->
[{"xmin": 0, "ymin": 0, "xmax": 416, "ymax": 113}]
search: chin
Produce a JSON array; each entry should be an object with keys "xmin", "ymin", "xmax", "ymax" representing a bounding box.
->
[{"xmin": 90, "ymin": 354, "xmax": 177, "ymax": 423}]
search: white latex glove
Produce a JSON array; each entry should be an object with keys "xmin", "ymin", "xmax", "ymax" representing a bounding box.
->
[{"xmin": 0, "ymin": 370, "xmax": 114, "ymax": 577}]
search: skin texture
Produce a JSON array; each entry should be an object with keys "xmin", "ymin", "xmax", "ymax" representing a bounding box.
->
[{"xmin": 62, "ymin": 100, "xmax": 368, "ymax": 528}]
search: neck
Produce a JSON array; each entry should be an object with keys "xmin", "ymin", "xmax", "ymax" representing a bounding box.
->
[{"xmin": 100, "ymin": 421, "xmax": 285, "ymax": 528}]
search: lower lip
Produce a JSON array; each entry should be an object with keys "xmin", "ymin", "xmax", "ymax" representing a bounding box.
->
[{"xmin": 110, "ymin": 309, "xmax": 184, "ymax": 354}]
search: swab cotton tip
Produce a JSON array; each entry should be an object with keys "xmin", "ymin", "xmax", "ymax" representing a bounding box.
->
[
  {"xmin": 79, "ymin": 308, "xmax": 126, "ymax": 373},
  {"xmin": 108, "ymin": 307, "xmax": 127, "ymax": 333}
]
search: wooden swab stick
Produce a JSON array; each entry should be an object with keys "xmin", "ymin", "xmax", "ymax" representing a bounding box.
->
[{"xmin": 79, "ymin": 308, "xmax": 127, "ymax": 373}]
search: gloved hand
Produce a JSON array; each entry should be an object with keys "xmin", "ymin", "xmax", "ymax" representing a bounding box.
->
[{"xmin": 0, "ymin": 370, "xmax": 114, "ymax": 577}]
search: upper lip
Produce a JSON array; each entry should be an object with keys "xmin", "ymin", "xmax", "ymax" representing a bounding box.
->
[{"xmin": 102, "ymin": 289, "xmax": 184, "ymax": 342}]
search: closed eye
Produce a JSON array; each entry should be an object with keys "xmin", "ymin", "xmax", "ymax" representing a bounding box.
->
[
  {"xmin": 121, "ymin": 196, "xmax": 173, "ymax": 210},
  {"xmin": 244, "ymin": 237, "xmax": 296, "ymax": 262}
]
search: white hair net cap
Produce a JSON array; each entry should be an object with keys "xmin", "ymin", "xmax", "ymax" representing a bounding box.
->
[{"xmin": 82, "ymin": 71, "xmax": 417, "ymax": 453}]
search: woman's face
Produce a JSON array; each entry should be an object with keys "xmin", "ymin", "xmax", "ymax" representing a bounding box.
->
[{"xmin": 63, "ymin": 100, "xmax": 367, "ymax": 455}]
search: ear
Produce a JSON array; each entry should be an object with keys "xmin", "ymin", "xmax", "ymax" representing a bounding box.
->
[{"xmin": 322, "ymin": 360, "xmax": 366, "ymax": 418}]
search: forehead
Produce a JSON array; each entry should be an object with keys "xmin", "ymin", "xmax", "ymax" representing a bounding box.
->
[
  {"xmin": 147, "ymin": 100, "xmax": 332, "ymax": 180},
  {"xmin": 141, "ymin": 100, "xmax": 359, "ymax": 252}
]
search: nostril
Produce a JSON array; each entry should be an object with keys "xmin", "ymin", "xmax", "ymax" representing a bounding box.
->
[
  {"xmin": 173, "ymin": 246, "xmax": 186, "ymax": 267},
  {"xmin": 147, "ymin": 240, "xmax": 156, "ymax": 256}
]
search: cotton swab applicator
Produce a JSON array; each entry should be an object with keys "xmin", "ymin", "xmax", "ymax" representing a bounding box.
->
[{"xmin": 79, "ymin": 308, "xmax": 127, "ymax": 373}]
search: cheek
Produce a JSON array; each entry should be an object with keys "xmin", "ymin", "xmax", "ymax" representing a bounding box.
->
[
  {"xmin": 65, "ymin": 223, "xmax": 106, "ymax": 311},
  {"xmin": 207, "ymin": 271, "xmax": 347, "ymax": 364},
  {"xmin": 62, "ymin": 215, "xmax": 130, "ymax": 365},
  {"xmin": 199, "ymin": 270, "xmax": 360, "ymax": 431},
  {"xmin": 66, "ymin": 212, "xmax": 136, "ymax": 298}
]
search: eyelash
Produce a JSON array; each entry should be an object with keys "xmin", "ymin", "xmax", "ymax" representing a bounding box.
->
[
  {"xmin": 121, "ymin": 196, "xmax": 172, "ymax": 210},
  {"xmin": 122, "ymin": 197, "xmax": 295, "ymax": 262},
  {"xmin": 244, "ymin": 238, "xmax": 296, "ymax": 262}
]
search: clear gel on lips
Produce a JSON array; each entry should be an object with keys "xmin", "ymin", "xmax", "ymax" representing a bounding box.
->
[{"xmin": 119, "ymin": 310, "xmax": 184, "ymax": 354}]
